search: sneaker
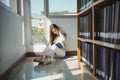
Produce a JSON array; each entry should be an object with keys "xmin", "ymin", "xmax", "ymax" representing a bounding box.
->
[
  {"xmin": 41, "ymin": 55, "xmax": 52, "ymax": 65},
  {"xmin": 34, "ymin": 55, "xmax": 43, "ymax": 62}
]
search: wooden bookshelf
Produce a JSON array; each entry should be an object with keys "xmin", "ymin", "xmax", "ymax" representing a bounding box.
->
[{"xmin": 77, "ymin": 0, "xmax": 120, "ymax": 79}]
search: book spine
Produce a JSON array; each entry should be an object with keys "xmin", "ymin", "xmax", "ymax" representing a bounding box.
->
[{"xmin": 113, "ymin": 1, "xmax": 119, "ymax": 44}]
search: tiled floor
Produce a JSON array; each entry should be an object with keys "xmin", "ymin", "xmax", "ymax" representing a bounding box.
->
[{"xmin": 8, "ymin": 56, "xmax": 97, "ymax": 80}]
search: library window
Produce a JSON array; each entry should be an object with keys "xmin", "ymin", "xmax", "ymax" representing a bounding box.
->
[
  {"xmin": 0, "ymin": 0, "xmax": 10, "ymax": 7},
  {"xmin": 48, "ymin": 0, "xmax": 77, "ymax": 16},
  {"xmin": 30, "ymin": 0, "xmax": 46, "ymax": 44}
]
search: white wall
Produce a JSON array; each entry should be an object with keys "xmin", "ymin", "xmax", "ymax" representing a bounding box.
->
[
  {"xmin": 46, "ymin": 18, "xmax": 77, "ymax": 51},
  {"xmin": 0, "ymin": 4, "xmax": 26, "ymax": 75}
]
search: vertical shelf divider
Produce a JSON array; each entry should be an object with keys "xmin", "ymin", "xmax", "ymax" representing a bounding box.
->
[
  {"xmin": 91, "ymin": 1, "xmax": 97, "ymax": 75},
  {"xmin": 77, "ymin": 0, "xmax": 81, "ymax": 68}
]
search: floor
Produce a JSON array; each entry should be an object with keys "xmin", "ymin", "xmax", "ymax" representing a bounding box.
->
[{"xmin": 8, "ymin": 56, "xmax": 97, "ymax": 80}]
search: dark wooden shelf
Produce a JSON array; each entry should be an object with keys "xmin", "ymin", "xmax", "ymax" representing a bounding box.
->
[
  {"xmin": 77, "ymin": 0, "xmax": 115, "ymax": 16},
  {"xmin": 78, "ymin": 37, "xmax": 120, "ymax": 50},
  {"xmin": 93, "ymin": 40, "xmax": 120, "ymax": 50},
  {"xmin": 78, "ymin": 37, "xmax": 93, "ymax": 43},
  {"xmin": 93, "ymin": 0, "xmax": 105, "ymax": 7},
  {"xmin": 77, "ymin": 5, "xmax": 92, "ymax": 17},
  {"xmin": 94, "ymin": 0, "xmax": 115, "ymax": 10},
  {"xmin": 77, "ymin": 0, "xmax": 104, "ymax": 16}
]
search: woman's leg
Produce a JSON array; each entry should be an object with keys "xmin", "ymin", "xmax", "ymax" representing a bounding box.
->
[
  {"xmin": 34, "ymin": 45, "xmax": 52, "ymax": 62},
  {"xmin": 42, "ymin": 45, "xmax": 54, "ymax": 56},
  {"xmin": 51, "ymin": 45, "xmax": 65, "ymax": 58}
]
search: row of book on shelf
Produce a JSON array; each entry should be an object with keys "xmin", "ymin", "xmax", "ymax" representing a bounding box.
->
[
  {"xmin": 81, "ymin": 42, "xmax": 120, "ymax": 80},
  {"xmin": 79, "ymin": 1, "xmax": 120, "ymax": 44},
  {"xmin": 94, "ymin": 1, "xmax": 120, "ymax": 44},
  {"xmin": 79, "ymin": 13, "xmax": 92, "ymax": 39},
  {"xmin": 81, "ymin": 42, "xmax": 93, "ymax": 71}
]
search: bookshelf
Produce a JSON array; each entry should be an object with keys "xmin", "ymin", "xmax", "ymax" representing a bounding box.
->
[{"xmin": 77, "ymin": 0, "xmax": 120, "ymax": 79}]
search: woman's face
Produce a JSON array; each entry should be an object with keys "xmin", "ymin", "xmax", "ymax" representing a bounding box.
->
[{"xmin": 51, "ymin": 26, "xmax": 59, "ymax": 35}]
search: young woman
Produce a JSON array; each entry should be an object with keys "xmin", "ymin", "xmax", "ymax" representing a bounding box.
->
[{"xmin": 34, "ymin": 24, "xmax": 66, "ymax": 62}]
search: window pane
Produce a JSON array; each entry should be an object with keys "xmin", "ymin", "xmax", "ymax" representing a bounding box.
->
[
  {"xmin": 30, "ymin": 0, "xmax": 46, "ymax": 44},
  {"xmin": 30, "ymin": 0, "xmax": 44, "ymax": 18},
  {"xmin": 49, "ymin": 0, "xmax": 77, "ymax": 16},
  {"xmin": 31, "ymin": 19, "xmax": 46, "ymax": 44}
]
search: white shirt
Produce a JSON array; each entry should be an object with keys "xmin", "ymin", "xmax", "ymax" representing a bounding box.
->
[{"xmin": 54, "ymin": 30, "xmax": 66, "ymax": 49}]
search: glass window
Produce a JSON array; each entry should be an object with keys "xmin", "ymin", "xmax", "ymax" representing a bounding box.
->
[
  {"xmin": 31, "ymin": 19, "xmax": 46, "ymax": 44},
  {"xmin": 31, "ymin": 0, "xmax": 44, "ymax": 18},
  {"xmin": 30, "ymin": 0, "xmax": 46, "ymax": 44},
  {"xmin": 49, "ymin": 0, "xmax": 77, "ymax": 16}
]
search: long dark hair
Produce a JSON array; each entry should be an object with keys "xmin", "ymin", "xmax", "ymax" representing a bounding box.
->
[{"xmin": 50, "ymin": 24, "xmax": 59, "ymax": 45}]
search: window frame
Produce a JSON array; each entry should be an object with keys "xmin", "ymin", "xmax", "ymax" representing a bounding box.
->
[
  {"xmin": 30, "ymin": 0, "xmax": 46, "ymax": 44},
  {"xmin": 0, "ymin": 0, "xmax": 24, "ymax": 16}
]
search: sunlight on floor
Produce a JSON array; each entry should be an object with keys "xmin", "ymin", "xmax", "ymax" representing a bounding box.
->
[
  {"xmin": 31, "ymin": 56, "xmax": 84, "ymax": 80},
  {"xmin": 64, "ymin": 56, "xmax": 79, "ymax": 70},
  {"xmin": 64, "ymin": 56, "xmax": 85, "ymax": 76},
  {"xmin": 31, "ymin": 73, "xmax": 63, "ymax": 80},
  {"xmin": 71, "ymin": 69, "xmax": 84, "ymax": 75}
]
